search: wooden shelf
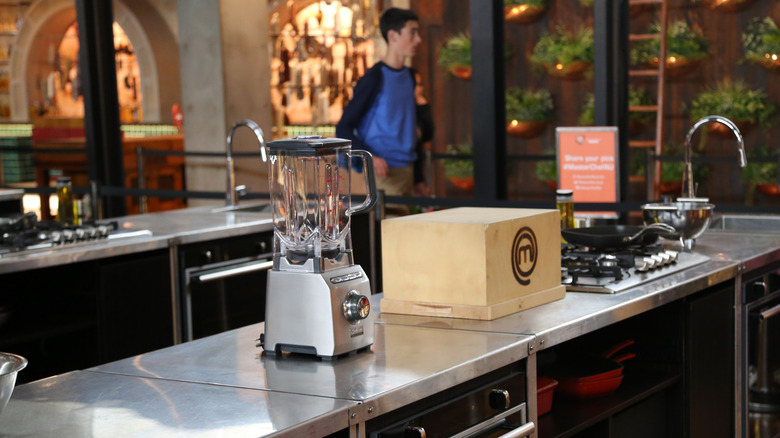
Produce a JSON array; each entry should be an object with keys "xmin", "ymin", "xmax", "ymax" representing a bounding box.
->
[{"xmin": 538, "ymin": 371, "xmax": 680, "ymax": 438}]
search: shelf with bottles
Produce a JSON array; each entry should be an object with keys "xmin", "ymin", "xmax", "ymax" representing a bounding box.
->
[{"xmin": 269, "ymin": 0, "xmax": 379, "ymax": 130}]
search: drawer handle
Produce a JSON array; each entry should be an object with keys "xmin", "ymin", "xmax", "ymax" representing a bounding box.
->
[
  {"xmin": 450, "ymin": 402, "xmax": 530, "ymax": 438},
  {"xmin": 195, "ymin": 260, "xmax": 273, "ymax": 282},
  {"xmin": 757, "ymin": 302, "xmax": 780, "ymax": 321}
]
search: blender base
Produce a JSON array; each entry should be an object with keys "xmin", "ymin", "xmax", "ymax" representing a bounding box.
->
[{"xmin": 263, "ymin": 265, "xmax": 374, "ymax": 359}]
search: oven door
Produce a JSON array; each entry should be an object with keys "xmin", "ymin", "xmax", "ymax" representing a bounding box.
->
[
  {"xmin": 180, "ymin": 232, "xmax": 273, "ymax": 341},
  {"xmin": 369, "ymin": 365, "xmax": 533, "ymax": 438},
  {"xmin": 743, "ymin": 268, "xmax": 780, "ymax": 436}
]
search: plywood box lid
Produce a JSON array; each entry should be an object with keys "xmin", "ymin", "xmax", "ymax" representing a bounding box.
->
[{"xmin": 385, "ymin": 207, "xmax": 559, "ymax": 225}]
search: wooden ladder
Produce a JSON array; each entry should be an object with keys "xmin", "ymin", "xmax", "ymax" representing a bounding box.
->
[{"xmin": 627, "ymin": 0, "xmax": 669, "ymax": 200}]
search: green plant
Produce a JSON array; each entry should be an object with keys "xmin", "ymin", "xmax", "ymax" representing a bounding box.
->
[
  {"xmin": 578, "ymin": 87, "xmax": 655, "ymax": 126},
  {"xmin": 443, "ymin": 143, "xmax": 473, "ymax": 178},
  {"xmin": 741, "ymin": 146, "xmax": 777, "ymax": 185},
  {"xmin": 534, "ymin": 154, "xmax": 557, "ymax": 181},
  {"xmin": 504, "ymin": 0, "xmax": 547, "ymax": 7},
  {"xmin": 529, "ymin": 26, "xmax": 594, "ymax": 70},
  {"xmin": 438, "ymin": 33, "xmax": 471, "ymax": 70},
  {"xmin": 689, "ymin": 79, "xmax": 776, "ymax": 128},
  {"xmin": 630, "ymin": 21, "xmax": 709, "ymax": 66},
  {"xmin": 505, "ymin": 88, "xmax": 554, "ymax": 122},
  {"xmin": 742, "ymin": 17, "xmax": 780, "ymax": 65}
]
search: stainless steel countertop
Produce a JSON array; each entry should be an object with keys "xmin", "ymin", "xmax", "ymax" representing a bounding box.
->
[
  {"xmin": 0, "ymin": 203, "xmax": 274, "ymax": 274},
  {"xmin": 0, "ymin": 370, "xmax": 356, "ymax": 438},
  {"xmin": 89, "ymin": 323, "xmax": 531, "ymax": 419}
]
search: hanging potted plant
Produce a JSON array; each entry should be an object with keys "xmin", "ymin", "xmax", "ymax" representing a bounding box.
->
[
  {"xmin": 578, "ymin": 87, "xmax": 655, "ymax": 134},
  {"xmin": 630, "ymin": 21, "xmax": 709, "ymax": 77},
  {"xmin": 742, "ymin": 17, "xmax": 780, "ymax": 73},
  {"xmin": 693, "ymin": 0, "xmax": 754, "ymax": 12},
  {"xmin": 505, "ymin": 88, "xmax": 554, "ymax": 138},
  {"xmin": 534, "ymin": 154, "xmax": 558, "ymax": 191},
  {"xmin": 529, "ymin": 26, "xmax": 594, "ymax": 80},
  {"xmin": 443, "ymin": 143, "xmax": 474, "ymax": 191},
  {"xmin": 438, "ymin": 33, "xmax": 472, "ymax": 80},
  {"xmin": 504, "ymin": 0, "xmax": 548, "ymax": 24},
  {"xmin": 741, "ymin": 146, "xmax": 779, "ymax": 204},
  {"xmin": 689, "ymin": 79, "xmax": 776, "ymax": 137}
]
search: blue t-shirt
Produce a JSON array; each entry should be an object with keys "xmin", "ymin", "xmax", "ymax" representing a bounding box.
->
[{"xmin": 341, "ymin": 63, "xmax": 417, "ymax": 168}]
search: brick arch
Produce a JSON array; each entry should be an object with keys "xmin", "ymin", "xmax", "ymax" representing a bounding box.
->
[{"xmin": 9, "ymin": 0, "xmax": 162, "ymax": 122}]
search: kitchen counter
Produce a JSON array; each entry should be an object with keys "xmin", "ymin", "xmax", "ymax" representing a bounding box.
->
[
  {"xmin": 1, "ymin": 226, "xmax": 778, "ymax": 436},
  {"xmin": 0, "ymin": 203, "xmax": 274, "ymax": 274}
]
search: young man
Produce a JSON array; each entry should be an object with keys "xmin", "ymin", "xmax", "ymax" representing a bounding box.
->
[{"xmin": 336, "ymin": 8, "xmax": 430, "ymax": 214}]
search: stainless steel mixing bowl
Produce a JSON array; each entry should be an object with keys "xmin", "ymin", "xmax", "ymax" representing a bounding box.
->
[
  {"xmin": 641, "ymin": 201, "xmax": 715, "ymax": 250},
  {"xmin": 0, "ymin": 352, "xmax": 27, "ymax": 416}
]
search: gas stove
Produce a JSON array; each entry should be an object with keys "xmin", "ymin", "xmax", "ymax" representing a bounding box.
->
[
  {"xmin": 0, "ymin": 212, "xmax": 151, "ymax": 258},
  {"xmin": 561, "ymin": 243, "xmax": 710, "ymax": 293}
]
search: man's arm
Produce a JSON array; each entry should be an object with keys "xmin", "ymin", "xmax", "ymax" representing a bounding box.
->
[{"xmin": 336, "ymin": 67, "xmax": 382, "ymax": 151}]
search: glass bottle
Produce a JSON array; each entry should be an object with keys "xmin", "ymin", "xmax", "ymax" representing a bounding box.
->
[
  {"xmin": 556, "ymin": 189, "xmax": 574, "ymax": 230},
  {"xmin": 56, "ymin": 176, "xmax": 75, "ymax": 225}
]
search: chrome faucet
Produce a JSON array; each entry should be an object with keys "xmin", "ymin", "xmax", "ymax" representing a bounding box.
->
[
  {"xmin": 682, "ymin": 115, "xmax": 747, "ymax": 199},
  {"xmin": 226, "ymin": 119, "xmax": 268, "ymax": 206}
]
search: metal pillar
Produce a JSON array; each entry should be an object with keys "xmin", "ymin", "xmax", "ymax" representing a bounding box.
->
[
  {"xmin": 76, "ymin": 0, "xmax": 126, "ymax": 218},
  {"xmin": 470, "ymin": 0, "xmax": 506, "ymax": 200},
  {"xmin": 594, "ymin": 0, "xmax": 629, "ymax": 202}
]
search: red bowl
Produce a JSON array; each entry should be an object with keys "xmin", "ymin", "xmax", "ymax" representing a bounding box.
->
[
  {"xmin": 557, "ymin": 374, "xmax": 624, "ymax": 399},
  {"xmin": 537, "ymin": 376, "xmax": 559, "ymax": 416}
]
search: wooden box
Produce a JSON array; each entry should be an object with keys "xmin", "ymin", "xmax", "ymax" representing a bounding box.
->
[{"xmin": 380, "ymin": 207, "xmax": 566, "ymax": 320}]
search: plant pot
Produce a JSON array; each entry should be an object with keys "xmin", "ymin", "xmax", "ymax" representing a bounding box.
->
[
  {"xmin": 649, "ymin": 57, "xmax": 702, "ymax": 77},
  {"xmin": 507, "ymin": 120, "xmax": 548, "ymax": 138},
  {"xmin": 543, "ymin": 180, "xmax": 558, "ymax": 191},
  {"xmin": 542, "ymin": 61, "xmax": 591, "ymax": 80},
  {"xmin": 754, "ymin": 56, "xmax": 780, "ymax": 73},
  {"xmin": 449, "ymin": 66, "xmax": 472, "ymax": 80},
  {"xmin": 504, "ymin": 4, "xmax": 547, "ymax": 24},
  {"xmin": 708, "ymin": 120, "xmax": 752, "ymax": 138},
  {"xmin": 757, "ymin": 184, "xmax": 780, "ymax": 197},
  {"xmin": 703, "ymin": 0, "xmax": 754, "ymax": 12},
  {"xmin": 658, "ymin": 181, "xmax": 682, "ymax": 195},
  {"xmin": 448, "ymin": 176, "xmax": 474, "ymax": 191}
]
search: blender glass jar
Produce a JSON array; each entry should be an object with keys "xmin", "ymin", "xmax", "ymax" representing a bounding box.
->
[{"xmin": 267, "ymin": 136, "xmax": 376, "ymax": 261}]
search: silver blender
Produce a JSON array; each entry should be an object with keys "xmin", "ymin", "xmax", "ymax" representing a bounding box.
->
[{"xmin": 261, "ymin": 136, "xmax": 377, "ymax": 358}]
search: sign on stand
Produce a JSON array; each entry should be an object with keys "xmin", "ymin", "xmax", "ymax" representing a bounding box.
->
[{"xmin": 555, "ymin": 127, "xmax": 619, "ymax": 219}]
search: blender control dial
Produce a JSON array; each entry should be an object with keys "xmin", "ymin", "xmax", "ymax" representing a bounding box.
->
[{"xmin": 342, "ymin": 290, "xmax": 370, "ymax": 323}]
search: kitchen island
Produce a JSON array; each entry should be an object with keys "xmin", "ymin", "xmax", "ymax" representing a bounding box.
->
[{"xmin": 0, "ymin": 218, "xmax": 777, "ymax": 437}]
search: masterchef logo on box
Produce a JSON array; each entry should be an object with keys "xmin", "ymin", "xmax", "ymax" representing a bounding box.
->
[{"xmin": 511, "ymin": 227, "xmax": 537, "ymax": 285}]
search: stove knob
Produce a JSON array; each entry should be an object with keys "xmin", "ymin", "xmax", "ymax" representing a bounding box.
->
[
  {"xmin": 643, "ymin": 256, "xmax": 657, "ymax": 269},
  {"xmin": 665, "ymin": 250, "xmax": 679, "ymax": 262},
  {"xmin": 97, "ymin": 225, "xmax": 110, "ymax": 238},
  {"xmin": 75, "ymin": 228, "xmax": 86, "ymax": 240},
  {"xmin": 634, "ymin": 257, "xmax": 650, "ymax": 272},
  {"xmin": 489, "ymin": 389, "xmax": 511, "ymax": 410},
  {"xmin": 62, "ymin": 229, "xmax": 75, "ymax": 242},
  {"xmin": 342, "ymin": 291, "xmax": 370, "ymax": 323},
  {"xmin": 83, "ymin": 226, "xmax": 97, "ymax": 239},
  {"xmin": 650, "ymin": 254, "xmax": 665, "ymax": 267},
  {"xmin": 50, "ymin": 230, "xmax": 63, "ymax": 243},
  {"xmin": 404, "ymin": 426, "xmax": 426, "ymax": 438}
]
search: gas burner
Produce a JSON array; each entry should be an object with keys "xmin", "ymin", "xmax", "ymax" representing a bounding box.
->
[
  {"xmin": 0, "ymin": 218, "xmax": 120, "ymax": 257},
  {"xmin": 561, "ymin": 243, "xmax": 709, "ymax": 294}
]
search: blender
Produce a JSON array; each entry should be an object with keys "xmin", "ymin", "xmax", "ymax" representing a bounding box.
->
[{"xmin": 261, "ymin": 136, "xmax": 377, "ymax": 358}]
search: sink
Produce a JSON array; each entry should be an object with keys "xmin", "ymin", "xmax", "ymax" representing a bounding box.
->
[
  {"xmin": 709, "ymin": 214, "xmax": 780, "ymax": 232},
  {"xmin": 211, "ymin": 203, "xmax": 272, "ymax": 214}
]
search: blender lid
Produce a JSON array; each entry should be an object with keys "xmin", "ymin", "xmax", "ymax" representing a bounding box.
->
[{"xmin": 268, "ymin": 136, "xmax": 351, "ymax": 155}]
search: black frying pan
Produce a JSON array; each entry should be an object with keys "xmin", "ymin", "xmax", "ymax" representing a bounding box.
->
[{"xmin": 561, "ymin": 223, "xmax": 676, "ymax": 249}]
